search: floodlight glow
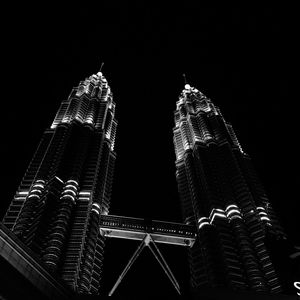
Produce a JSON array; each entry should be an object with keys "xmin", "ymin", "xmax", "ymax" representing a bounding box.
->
[
  {"xmin": 199, "ymin": 221, "xmax": 210, "ymax": 229},
  {"xmin": 226, "ymin": 204, "xmax": 238, "ymax": 211},
  {"xmin": 67, "ymin": 180, "xmax": 78, "ymax": 185},
  {"xmin": 30, "ymin": 189, "xmax": 42, "ymax": 194},
  {"xmin": 32, "ymin": 184, "xmax": 44, "ymax": 189},
  {"xmin": 210, "ymin": 212, "xmax": 227, "ymax": 223},
  {"xmin": 65, "ymin": 184, "xmax": 78, "ymax": 190},
  {"xmin": 63, "ymin": 189, "xmax": 76, "ymax": 196},
  {"xmin": 79, "ymin": 191, "xmax": 91, "ymax": 196},
  {"xmin": 198, "ymin": 217, "xmax": 208, "ymax": 223},
  {"xmin": 61, "ymin": 194, "xmax": 75, "ymax": 203},
  {"xmin": 227, "ymin": 209, "xmax": 240, "ymax": 216},
  {"xmin": 18, "ymin": 191, "xmax": 29, "ymax": 195},
  {"xmin": 28, "ymin": 194, "xmax": 40, "ymax": 199}
]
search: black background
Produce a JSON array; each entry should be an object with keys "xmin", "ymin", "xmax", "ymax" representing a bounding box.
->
[{"xmin": 0, "ymin": 4, "xmax": 298, "ymax": 298}]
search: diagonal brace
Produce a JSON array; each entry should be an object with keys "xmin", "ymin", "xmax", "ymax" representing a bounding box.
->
[
  {"xmin": 147, "ymin": 236, "xmax": 181, "ymax": 294},
  {"xmin": 108, "ymin": 234, "xmax": 181, "ymax": 296},
  {"xmin": 108, "ymin": 235, "xmax": 147, "ymax": 296}
]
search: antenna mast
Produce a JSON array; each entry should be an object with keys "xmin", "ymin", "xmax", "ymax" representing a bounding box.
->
[
  {"xmin": 99, "ymin": 62, "xmax": 104, "ymax": 72},
  {"xmin": 183, "ymin": 73, "xmax": 187, "ymax": 85}
]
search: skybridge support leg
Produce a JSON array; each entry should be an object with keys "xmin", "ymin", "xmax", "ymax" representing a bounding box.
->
[
  {"xmin": 148, "ymin": 237, "xmax": 181, "ymax": 295},
  {"xmin": 108, "ymin": 234, "xmax": 181, "ymax": 296},
  {"xmin": 108, "ymin": 236, "xmax": 147, "ymax": 296}
]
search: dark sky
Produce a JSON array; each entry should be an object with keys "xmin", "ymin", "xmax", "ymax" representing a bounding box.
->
[{"xmin": 1, "ymin": 4, "xmax": 297, "ymax": 298}]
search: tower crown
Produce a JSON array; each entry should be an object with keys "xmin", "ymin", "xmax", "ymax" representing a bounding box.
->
[
  {"xmin": 177, "ymin": 84, "xmax": 211, "ymax": 110},
  {"xmin": 75, "ymin": 71, "xmax": 111, "ymax": 98},
  {"xmin": 183, "ymin": 83, "xmax": 199, "ymax": 94},
  {"xmin": 173, "ymin": 83, "xmax": 243, "ymax": 161},
  {"xmin": 50, "ymin": 71, "xmax": 117, "ymax": 151}
]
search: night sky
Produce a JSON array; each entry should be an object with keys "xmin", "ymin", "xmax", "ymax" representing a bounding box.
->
[{"xmin": 1, "ymin": 4, "xmax": 297, "ymax": 298}]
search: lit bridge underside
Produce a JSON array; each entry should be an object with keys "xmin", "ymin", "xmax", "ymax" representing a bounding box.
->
[
  {"xmin": 99, "ymin": 214, "xmax": 196, "ymax": 247},
  {"xmin": 99, "ymin": 214, "xmax": 197, "ymax": 296}
]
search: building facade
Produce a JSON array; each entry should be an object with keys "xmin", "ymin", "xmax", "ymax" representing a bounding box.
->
[
  {"xmin": 2, "ymin": 71, "xmax": 117, "ymax": 295},
  {"xmin": 173, "ymin": 84, "xmax": 287, "ymax": 294}
]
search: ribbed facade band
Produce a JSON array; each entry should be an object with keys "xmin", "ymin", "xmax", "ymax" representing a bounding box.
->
[
  {"xmin": 173, "ymin": 84, "xmax": 286, "ymax": 294},
  {"xmin": 3, "ymin": 71, "xmax": 117, "ymax": 295}
]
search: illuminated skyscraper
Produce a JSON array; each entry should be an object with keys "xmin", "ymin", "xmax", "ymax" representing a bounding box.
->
[
  {"xmin": 2, "ymin": 71, "xmax": 117, "ymax": 295},
  {"xmin": 173, "ymin": 84, "xmax": 287, "ymax": 294}
]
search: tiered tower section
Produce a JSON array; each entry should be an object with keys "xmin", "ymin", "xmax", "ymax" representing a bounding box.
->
[
  {"xmin": 173, "ymin": 84, "xmax": 286, "ymax": 294},
  {"xmin": 3, "ymin": 71, "xmax": 117, "ymax": 295}
]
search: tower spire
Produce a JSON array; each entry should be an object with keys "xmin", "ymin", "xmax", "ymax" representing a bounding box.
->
[
  {"xmin": 99, "ymin": 62, "xmax": 104, "ymax": 73},
  {"xmin": 183, "ymin": 74, "xmax": 191, "ymax": 90},
  {"xmin": 183, "ymin": 73, "xmax": 187, "ymax": 85}
]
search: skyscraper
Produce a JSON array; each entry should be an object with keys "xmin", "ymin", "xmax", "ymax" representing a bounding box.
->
[
  {"xmin": 2, "ymin": 71, "xmax": 117, "ymax": 295},
  {"xmin": 173, "ymin": 84, "xmax": 287, "ymax": 294}
]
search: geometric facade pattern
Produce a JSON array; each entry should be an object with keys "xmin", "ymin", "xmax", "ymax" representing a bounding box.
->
[
  {"xmin": 1, "ymin": 73, "xmax": 292, "ymax": 298},
  {"xmin": 2, "ymin": 71, "xmax": 117, "ymax": 295},
  {"xmin": 173, "ymin": 84, "xmax": 287, "ymax": 294}
]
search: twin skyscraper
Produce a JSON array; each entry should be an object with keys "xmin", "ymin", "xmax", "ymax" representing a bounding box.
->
[{"xmin": 2, "ymin": 71, "xmax": 288, "ymax": 297}]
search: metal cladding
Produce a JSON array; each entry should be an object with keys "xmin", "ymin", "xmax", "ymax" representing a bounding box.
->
[
  {"xmin": 173, "ymin": 84, "xmax": 286, "ymax": 293},
  {"xmin": 2, "ymin": 72, "xmax": 117, "ymax": 295}
]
